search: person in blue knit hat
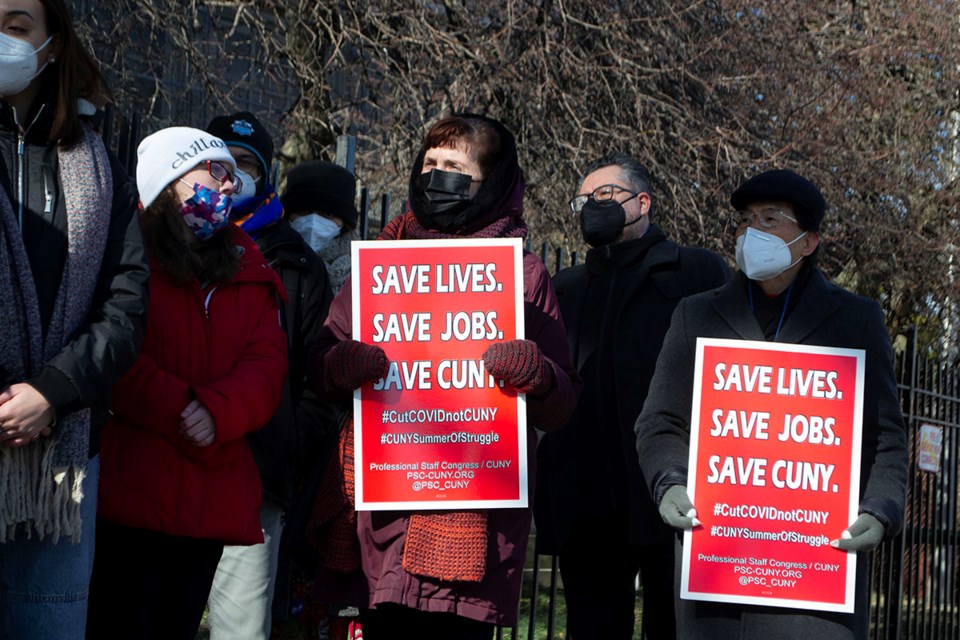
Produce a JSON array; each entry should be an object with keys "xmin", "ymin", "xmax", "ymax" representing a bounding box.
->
[
  {"xmin": 205, "ymin": 111, "xmax": 336, "ymax": 640},
  {"xmin": 206, "ymin": 111, "xmax": 280, "ymax": 237}
]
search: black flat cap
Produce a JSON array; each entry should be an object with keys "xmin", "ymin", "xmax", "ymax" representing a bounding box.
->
[{"xmin": 731, "ymin": 169, "xmax": 826, "ymax": 232}]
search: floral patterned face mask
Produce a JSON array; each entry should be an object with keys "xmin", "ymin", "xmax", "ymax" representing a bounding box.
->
[{"xmin": 178, "ymin": 181, "xmax": 233, "ymax": 241}]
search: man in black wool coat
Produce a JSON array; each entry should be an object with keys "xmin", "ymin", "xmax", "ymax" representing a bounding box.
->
[{"xmin": 535, "ymin": 152, "xmax": 731, "ymax": 639}]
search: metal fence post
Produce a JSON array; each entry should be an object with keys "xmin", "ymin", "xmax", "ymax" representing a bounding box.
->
[
  {"xmin": 886, "ymin": 325, "xmax": 915, "ymax": 640},
  {"xmin": 527, "ymin": 537, "xmax": 542, "ymax": 640},
  {"xmin": 380, "ymin": 193, "xmax": 390, "ymax": 235},
  {"xmin": 359, "ymin": 187, "xmax": 371, "ymax": 240},
  {"xmin": 101, "ymin": 103, "xmax": 114, "ymax": 147},
  {"xmin": 336, "ymin": 134, "xmax": 356, "ymax": 174},
  {"xmin": 126, "ymin": 114, "xmax": 141, "ymax": 177}
]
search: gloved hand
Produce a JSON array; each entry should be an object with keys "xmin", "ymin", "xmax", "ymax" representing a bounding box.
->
[
  {"xmin": 482, "ymin": 339, "xmax": 551, "ymax": 394},
  {"xmin": 323, "ymin": 339, "xmax": 389, "ymax": 393},
  {"xmin": 658, "ymin": 485, "xmax": 701, "ymax": 531},
  {"xmin": 831, "ymin": 513, "xmax": 885, "ymax": 551}
]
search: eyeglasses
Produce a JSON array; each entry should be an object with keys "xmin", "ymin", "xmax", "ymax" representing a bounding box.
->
[
  {"xmin": 730, "ymin": 209, "xmax": 798, "ymax": 231},
  {"xmin": 206, "ymin": 160, "xmax": 243, "ymax": 192},
  {"xmin": 234, "ymin": 156, "xmax": 262, "ymax": 180},
  {"xmin": 569, "ymin": 184, "xmax": 639, "ymax": 214}
]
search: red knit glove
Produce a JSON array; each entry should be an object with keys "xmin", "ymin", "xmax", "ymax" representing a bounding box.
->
[
  {"xmin": 322, "ymin": 339, "xmax": 389, "ymax": 394},
  {"xmin": 482, "ymin": 339, "xmax": 552, "ymax": 394}
]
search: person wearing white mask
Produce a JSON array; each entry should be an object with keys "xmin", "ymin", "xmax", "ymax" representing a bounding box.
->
[
  {"xmin": 282, "ymin": 159, "xmax": 360, "ymax": 294},
  {"xmin": 0, "ymin": 1, "xmax": 150, "ymax": 638},
  {"xmin": 291, "ymin": 209, "xmax": 343, "ymax": 254},
  {"xmin": 0, "ymin": 12, "xmax": 51, "ymax": 97},
  {"xmin": 275, "ymin": 158, "xmax": 361, "ymax": 636},
  {"xmin": 634, "ymin": 169, "xmax": 908, "ymax": 639},
  {"xmin": 204, "ymin": 113, "xmax": 335, "ymax": 640},
  {"xmin": 206, "ymin": 111, "xmax": 280, "ymax": 235}
]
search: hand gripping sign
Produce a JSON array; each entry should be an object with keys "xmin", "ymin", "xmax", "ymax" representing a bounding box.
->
[
  {"xmin": 351, "ymin": 238, "xmax": 527, "ymax": 510},
  {"xmin": 683, "ymin": 338, "xmax": 864, "ymax": 612}
]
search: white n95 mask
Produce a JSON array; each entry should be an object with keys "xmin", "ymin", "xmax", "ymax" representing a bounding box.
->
[
  {"xmin": 291, "ymin": 213, "xmax": 341, "ymax": 252},
  {"xmin": 0, "ymin": 34, "xmax": 52, "ymax": 97},
  {"xmin": 230, "ymin": 168, "xmax": 258, "ymax": 207},
  {"xmin": 735, "ymin": 227, "xmax": 806, "ymax": 281}
]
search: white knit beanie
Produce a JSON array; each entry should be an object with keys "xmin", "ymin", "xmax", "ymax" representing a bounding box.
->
[{"xmin": 136, "ymin": 126, "xmax": 236, "ymax": 208}]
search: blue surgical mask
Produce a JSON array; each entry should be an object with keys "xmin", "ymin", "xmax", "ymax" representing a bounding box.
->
[
  {"xmin": 178, "ymin": 181, "xmax": 233, "ymax": 241},
  {"xmin": 291, "ymin": 213, "xmax": 341, "ymax": 252}
]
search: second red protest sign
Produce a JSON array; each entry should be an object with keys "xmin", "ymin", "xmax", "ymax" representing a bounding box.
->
[{"xmin": 684, "ymin": 338, "xmax": 864, "ymax": 613}]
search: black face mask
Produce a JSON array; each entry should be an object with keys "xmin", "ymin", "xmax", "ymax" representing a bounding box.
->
[
  {"xmin": 579, "ymin": 194, "xmax": 642, "ymax": 247},
  {"xmin": 415, "ymin": 169, "xmax": 474, "ymax": 229}
]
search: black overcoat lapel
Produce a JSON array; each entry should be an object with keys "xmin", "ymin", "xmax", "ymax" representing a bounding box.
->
[
  {"xmin": 774, "ymin": 269, "xmax": 843, "ymax": 344},
  {"xmin": 710, "ymin": 277, "xmax": 765, "ymax": 340},
  {"xmin": 709, "ymin": 269, "xmax": 843, "ymax": 344}
]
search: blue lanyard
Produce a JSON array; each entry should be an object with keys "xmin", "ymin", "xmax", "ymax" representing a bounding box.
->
[{"xmin": 748, "ymin": 281, "xmax": 794, "ymax": 340}]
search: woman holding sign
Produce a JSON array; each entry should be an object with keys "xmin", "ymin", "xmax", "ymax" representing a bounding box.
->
[
  {"xmin": 635, "ymin": 169, "xmax": 907, "ymax": 638},
  {"xmin": 306, "ymin": 114, "xmax": 579, "ymax": 639}
]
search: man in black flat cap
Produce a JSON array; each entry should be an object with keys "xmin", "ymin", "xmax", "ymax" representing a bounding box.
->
[{"xmin": 634, "ymin": 169, "xmax": 908, "ymax": 639}]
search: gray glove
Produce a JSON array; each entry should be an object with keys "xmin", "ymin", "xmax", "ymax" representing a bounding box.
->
[
  {"xmin": 831, "ymin": 513, "xmax": 885, "ymax": 551},
  {"xmin": 658, "ymin": 485, "xmax": 701, "ymax": 531}
]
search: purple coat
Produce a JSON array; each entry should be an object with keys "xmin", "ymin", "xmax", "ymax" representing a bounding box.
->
[{"xmin": 311, "ymin": 240, "xmax": 580, "ymax": 626}]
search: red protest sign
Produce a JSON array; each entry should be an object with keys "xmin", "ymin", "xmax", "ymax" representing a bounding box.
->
[
  {"xmin": 351, "ymin": 239, "xmax": 526, "ymax": 510},
  {"xmin": 683, "ymin": 338, "xmax": 864, "ymax": 612}
]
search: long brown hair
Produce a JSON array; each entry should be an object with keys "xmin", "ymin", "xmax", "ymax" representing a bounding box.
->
[
  {"xmin": 141, "ymin": 185, "xmax": 240, "ymax": 286},
  {"xmin": 39, "ymin": 0, "xmax": 111, "ymax": 144}
]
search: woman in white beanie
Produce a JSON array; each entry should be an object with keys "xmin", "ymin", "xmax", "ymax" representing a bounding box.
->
[
  {"xmin": 86, "ymin": 127, "xmax": 289, "ymax": 640},
  {"xmin": 0, "ymin": 2, "xmax": 149, "ymax": 639}
]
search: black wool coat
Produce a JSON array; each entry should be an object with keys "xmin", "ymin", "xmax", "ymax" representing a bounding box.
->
[
  {"xmin": 534, "ymin": 226, "xmax": 730, "ymax": 553},
  {"xmin": 253, "ymin": 219, "xmax": 336, "ymax": 508},
  {"xmin": 635, "ymin": 268, "xmax": 908, "ymax": 639}
]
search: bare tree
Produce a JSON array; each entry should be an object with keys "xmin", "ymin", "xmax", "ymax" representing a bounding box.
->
[{"xmin": 72, "ymin": 0, "xmax": 960, "ymax": 343}]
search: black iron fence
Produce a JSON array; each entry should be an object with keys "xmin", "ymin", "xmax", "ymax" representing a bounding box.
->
[
  {"xmin": 108, "ymin": 119, "xmax": 957, "ymax": 640},
  {"xmin": 887, "ymin": 327, "xmax": 960, "ymax": 640}
]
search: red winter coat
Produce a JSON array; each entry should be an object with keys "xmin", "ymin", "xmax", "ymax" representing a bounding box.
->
[{"xmin": 98, "ymin": 229, "xmax": 288, "ymax": 545}]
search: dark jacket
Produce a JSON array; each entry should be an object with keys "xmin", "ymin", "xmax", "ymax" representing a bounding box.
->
[
  {"xmin": 0, "ymin": 99, "xmax": 149, "ymax": 453},
  {"xmin": 253, "ymin": 219, "xmax": 335, "ymax": 509},
  {"xmin": 635, "ymin": 269, "xmax": 908, "ymax": 638},
  {"xmin": 535, "ymin": 226, "xmax": 730, "ymax": 553}
]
